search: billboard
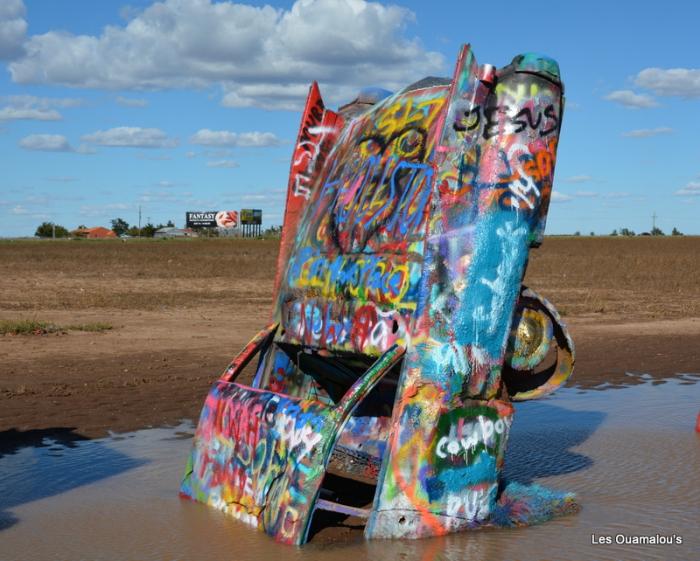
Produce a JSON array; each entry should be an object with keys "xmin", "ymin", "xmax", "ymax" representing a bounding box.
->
[
  {"xmin": 215, "ymin": 211, "xmax": 239, "ymax": 229},
  {"xmin": 186, "ymin": 211, "xmax": 239, "ymax": 229},
  {"xmin": 240, "ymin": 209, "xmax": 262, "ymax": 225}
]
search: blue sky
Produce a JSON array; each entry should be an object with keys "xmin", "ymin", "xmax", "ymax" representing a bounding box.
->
[{"xmin": 1, "ymin": 0, "xmax": 698, "ymax": 236}]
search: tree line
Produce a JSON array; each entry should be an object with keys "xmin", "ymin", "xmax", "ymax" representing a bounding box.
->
[
  {"xmin": 109, "ymin": 218, "xmax": 175, "ymax": 237},
  {"xmin": 609, "ymin": 226, "xmax": 683, "ymax": 236},
  {"xmin": 34, "ymin": 217, "xmax": 176, "ymax": 238},
  {"xmin": 572, "ymin": 227, "xmax": 683, "ymax": 236}
]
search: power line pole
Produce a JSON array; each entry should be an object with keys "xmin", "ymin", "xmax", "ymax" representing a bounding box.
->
[
  {"xmin": 139, "ymin": 205, "xmax": 142, "ymax": 237},
  {"xmin": 652, "ymin": 212, "xmax": 657, "ymax": 232}
]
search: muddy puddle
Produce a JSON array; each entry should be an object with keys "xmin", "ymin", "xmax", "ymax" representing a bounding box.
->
[{"xmin": 1, "ymin": 373, "xmax": 699, "ymax": 561}]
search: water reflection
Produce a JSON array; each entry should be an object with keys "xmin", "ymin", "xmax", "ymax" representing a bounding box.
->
[
  {"xmin": 0, "ymin": 427, "xmax": 146, "ymax": 533},
  {"xmin": 0, "ymin": 374, "xmax": 698, "ymax": 561},
  {"xmin": 505, "ymin": 404, "xmax": 605, "ymax": 484},
  {"xmin": 572, "ymin": 370, "xmax": 700, "ymax": 391},
  {"xmin": 0, "ymin": 431, "xmax": 145, "ymax": 512},
  {"xmin": 0, "ymin": 427, "xmax": 89, "ymax": 459}
]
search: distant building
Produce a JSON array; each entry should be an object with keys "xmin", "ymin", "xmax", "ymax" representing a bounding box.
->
[
  {"xmin": 72, "ymin": 227, "xmax": 117, "ymax": 239},
  {"xmin": 154, "ymin": 227, "xmax": 198, "ymax": 238}
]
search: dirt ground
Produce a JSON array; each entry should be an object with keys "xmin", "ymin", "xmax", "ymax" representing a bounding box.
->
[{"xmin": 1, "ymin": 237, "xmax": 699, "ymax": 441}]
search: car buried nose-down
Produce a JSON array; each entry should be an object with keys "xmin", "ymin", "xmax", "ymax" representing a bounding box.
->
[{"xmin": 180, "ymin": 43, "xmax": 577, "ymax": 545}]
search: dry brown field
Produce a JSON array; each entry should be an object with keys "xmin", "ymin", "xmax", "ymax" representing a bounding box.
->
[{"xmin": 1, "ymin": 236, "xmax": 699, "ymax": 440}]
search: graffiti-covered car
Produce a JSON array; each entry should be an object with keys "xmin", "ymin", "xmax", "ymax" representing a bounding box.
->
[{"xmin": 180, "ymin": 44, "xmax": 576, "ymax": 545}]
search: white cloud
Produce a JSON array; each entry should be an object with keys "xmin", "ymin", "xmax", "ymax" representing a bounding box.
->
[
  {"xmin": 0, "ymin": 94, "xmax": 84, "ymax": 121},
  {"xmin": 8, "ymin": 0, "xmax": 443, "ymax": 110},
  {"xmin": 190, "ymin": 129, "xmax": 281, "ymax": 147},
  {"xmin": 202, "ymin": 149, "xmax": 234, "ymax": 158},
  {"xmin": 19, "ymin": 133, "xmax": 73, "ymax": 152},
  {"xmin": 135, "ymin": 152, "xmax": 172, "ymax": 160},
  {"xmin": 116, "ymin": 96, "xmax": 148, "ymax": 107},
  {"xmin": 46, "ymin": 176, "xmax": 78, "ymax": 182},
  {"xmin": 0, "ymin": 0, "xmax": 26, "ymax": 60},
  {"xmin": 604, "ymin": 90, "xmax": 657, "ymax": 108},
  {"xmin": 574, "ymin": 191, "xmax": 599, "ymax": 198},
  {"xmin": 219, "ymin": 82, "xmax": 363, "ymax": 111},
  {"xmin": 217, "ymin": 188, "xmax": 286, "ymax": 215},
  {"xmin": 119, "ymin": 5, "xmax": 143, "ymax": 22},
  {"xmin": 0, "ymin": 106, "xmax": 61, "ymax": 121},
  {"xmin": 82, "ymin": 126, "xmax": 178, "ymax": 148},
  {"xmin": 79, "ymin": 202, "xmax": 132, "ymax": 217},
  {"xmin": 675, "ymin": 181, "xmax": 700, "ymax": 196},
  {"xmin": 622, "ymin": 127, "xmax": 673, "ymax": 138},
  {"xmin": 24, "ymin": 195, "xmax": 50, "ymax": 205},
  {"xmin": 138, "ymin": 190, "xmax": 183, "ymax": 203},
  {"xmin": 3, "ymin": 94, "xmax": 84, "ymax": 108},
  {"xmin": 635, "ymin": 68, "xmax": 700, "ymax": 98},
  {"xmin": 206, "ymin": 159, "xmax": 238, "ymax": 168},
  {"xmin": 551, "ymin": 191, "xmax": 573, "ymax": 203},
  {"xmin": 602, "ymin": 192, "xmax": 631, "ymax": 199},
  {"xmin": 221, "ymin": 83, "xmax": 317, "ymax": 111},
  {"xmin": 563, "ymin": 175, "xmax": 593, "ymax": 184},
  {"xmin": 10, "ymin": 203, "xmax": 48, "ymax": 220},
  {"xmin": 76, "ymin": 144, "xmax": 97, "ymax": 154}
]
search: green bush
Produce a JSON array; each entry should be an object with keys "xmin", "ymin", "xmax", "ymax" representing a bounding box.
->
[{"xmin": 35, "ymin": 222, "xmax": 70, "ymax": 238}]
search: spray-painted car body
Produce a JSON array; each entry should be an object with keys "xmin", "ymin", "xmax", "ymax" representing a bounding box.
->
[{"xmin": 181, "ymin": 44, "xmax": 575, "ymax": 544}]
